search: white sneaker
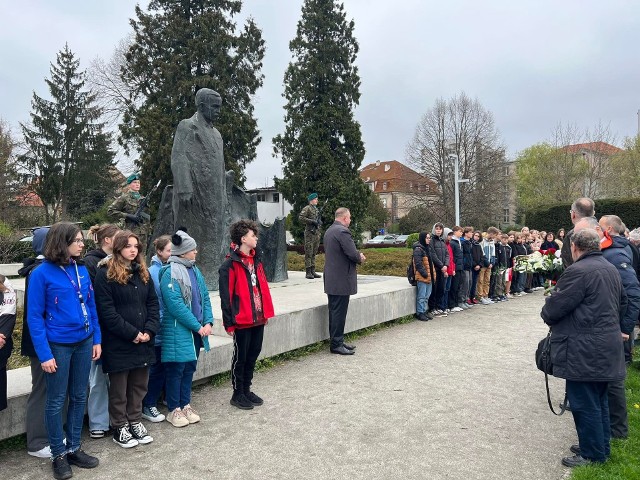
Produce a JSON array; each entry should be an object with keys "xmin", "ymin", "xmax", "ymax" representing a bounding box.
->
[
  {"xmin": 28, "ymin": 445, "xmax": 51, "ymax": 458},
  {"xmin": 451, "ymin": 307, "xmax": 463, "ymax": 312},
  {"xmin": 166, "ymin": 408, "xmax": 189, "ymax": 428},
  {"xmin": 480, "ymin": 297, "xmax": 492, "ymax": 305},
  {"xmin": 182, "ymin": 404, "xmax": 201, "ymax": 424}
]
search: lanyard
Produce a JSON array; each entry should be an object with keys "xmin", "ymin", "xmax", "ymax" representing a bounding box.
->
[{"xmin": 59, "ymin": 261, "xmax": 90, "ymax": 331}]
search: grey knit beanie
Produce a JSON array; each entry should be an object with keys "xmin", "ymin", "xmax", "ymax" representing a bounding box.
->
[{"xmin": 171, "ymin": 229, "xmax": 197, "ymax": 256}]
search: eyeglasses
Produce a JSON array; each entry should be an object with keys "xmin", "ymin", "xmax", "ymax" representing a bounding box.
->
[{"xmin": 71, "ymin": 238, "xmax": 85, "ymax": 245}]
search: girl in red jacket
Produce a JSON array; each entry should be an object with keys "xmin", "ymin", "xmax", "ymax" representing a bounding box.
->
[{"xmin": 218, "ymin": 220, "xmax": 274, "ymax": 410}]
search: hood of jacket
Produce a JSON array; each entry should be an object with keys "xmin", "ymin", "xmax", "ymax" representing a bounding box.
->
[
  {"xmin": 431, "ymin": 223, "xmax": 445, "ymax": 237},
  {"xmin": 150, "ymin": 255, "xmax": 162, "ymax": 267},
  {"xmin": 85, "ymin": 248, "xmax": 108, "ymax": 261},
  {"xmin": 32, "ymin": 227, "xmax": 50, "ymax": 256}
]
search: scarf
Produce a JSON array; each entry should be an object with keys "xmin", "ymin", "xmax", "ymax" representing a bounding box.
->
[{"xmin": 168, "ymin": 255, "xmax": 195, "ymax": 305}]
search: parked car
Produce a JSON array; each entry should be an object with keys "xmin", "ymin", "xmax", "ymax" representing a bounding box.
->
[
  {"xmin": 393, "ymin": 234, "xmax": 410, "ymax": 246},
  {"xmin": 367, "ymin": 235, "xmax": 396, "ymax": 245}
]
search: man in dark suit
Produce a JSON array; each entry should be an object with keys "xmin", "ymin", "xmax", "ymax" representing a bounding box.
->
[{"xmin": 323, "ymin": 208, "xmax": 366, "ymax": 355}]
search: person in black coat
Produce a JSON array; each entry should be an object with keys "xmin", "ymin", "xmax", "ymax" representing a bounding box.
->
[
  {"xmin": 541, "ymin": 229, "xmax": 626, "ymax": 468},
  {"xmin": 93, "ymin": 231, "xmax": 159, "ymax": 448},
  {"xmin": 469, "ymin": 231, "xmax": 483, "ymax": 303},
  {"xmin": 323, "ymin": 208, "xmax": 365, "ymax": 355}
]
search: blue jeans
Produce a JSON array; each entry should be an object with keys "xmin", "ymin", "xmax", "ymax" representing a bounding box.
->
[
  {"xmin": 416, "ymin": 281, "xmax": 432, "ymax": 314},
  {"xmin": 164, "ymin": 360, "xmax": 198, "ymax": 411},
  {"xmin": 143, "ymin": 345, "xmax": 166, "ymax": 408},
  {"xmin": 45, "ymin": 336, "xmax": 93, "ymax": 458},
  {"xmin": 566, "ymin": 380, "xmax": 610, "ymax": 462},
  {"xmin": 440, "ymin": 276, "xmax": 452, "ymax": 310},
  {"xmin": 88, "ymin": 361, "xmax": 109, "ymax": 430}
]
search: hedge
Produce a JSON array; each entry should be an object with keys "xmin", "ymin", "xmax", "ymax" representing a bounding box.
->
[{"xmin": 523, "ymin": 198, "xmax": 640, "ymax": 232}]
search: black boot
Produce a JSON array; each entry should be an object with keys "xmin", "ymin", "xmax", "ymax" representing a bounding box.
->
[
  {"xmin": 305, "ymin": 267, "xmax": 315, "ymax": 279},
  {"xmin": 312, "ymin": 268, "xmax": 321, "ymax": 278},
  {"xmin": 52, "ymin": 454, "xmax": 73, "ymax": 480}
]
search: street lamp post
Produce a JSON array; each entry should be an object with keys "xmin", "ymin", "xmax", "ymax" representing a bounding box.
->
[{"xmin": 449, "ymin": 154, "xmax": 469, "ymax": 225}]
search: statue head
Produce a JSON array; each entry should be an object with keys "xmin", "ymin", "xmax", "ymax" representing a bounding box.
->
[{"xmin": 195, "ymin": 88, "xmax": 222, "ymax": 123}]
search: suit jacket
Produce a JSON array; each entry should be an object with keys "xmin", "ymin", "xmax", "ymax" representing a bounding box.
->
[{"xmin": 323, "ymin": 221, "xmax": 362, "ymax": 296}]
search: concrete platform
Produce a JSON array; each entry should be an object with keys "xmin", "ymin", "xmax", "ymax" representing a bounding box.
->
[{"xmin": 0, "ymin": 271, "xmax": 415, "ymax": 440}]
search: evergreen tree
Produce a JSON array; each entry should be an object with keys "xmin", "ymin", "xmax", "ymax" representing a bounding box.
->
[
  {"xmin": 120, "ymin": 0, "xmax": 265, "ymax": 202},
  {"xmin": 273, "ymin": 0, "xmax": 370, "ymax": 242},
  {"xmin": 19, "ymin": 44, "xmax": 116, "ymax": 223}
]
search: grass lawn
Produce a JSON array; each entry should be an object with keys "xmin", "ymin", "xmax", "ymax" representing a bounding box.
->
[{"xmin": 570, "ymin": 360, "xmax": 640, "ymax": 480}]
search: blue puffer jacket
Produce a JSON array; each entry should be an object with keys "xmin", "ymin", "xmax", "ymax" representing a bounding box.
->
[
  {"xmin": 159, "ymin": 263, "xmax": 214, "ymax": 363},
  {"xmin": 601, "ymin": 235, "xmax": 640, "ymax": 335},
  {"xmin": 148, "ymin": 255, "xmax": 165, "ymax": 346}
]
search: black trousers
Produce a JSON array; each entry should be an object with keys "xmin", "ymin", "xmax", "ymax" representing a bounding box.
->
[
  {"xmin": 429, "ymin": 270, "xmax": 445, "ymax": 311},
  {"xmin": 608, "ymin": 378, "xmax": 628, "ymax": 438},
  {"xmin": 327, "ymin": 294, "xmax": 350, "ymax": 349},
  {"xmin": 232, "ymin": 325, "xmax": 265, "ymax": 394},
  {"xmin": 448, "ymin": 272, "xmax": 461, "ymax": 308}
]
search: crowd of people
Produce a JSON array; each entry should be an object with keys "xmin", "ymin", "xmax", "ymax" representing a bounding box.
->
[
  {"xmin": 0, "ymin": 219, "xmax": 272, "ymax": 480},
  {"xmin": 410, "ymin": 223, "xmax": 569, "ymax": 321}
]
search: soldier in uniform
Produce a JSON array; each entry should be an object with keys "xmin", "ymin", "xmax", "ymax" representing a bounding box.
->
[
  {"xmin": 107, "ymin": 173, "xmax": 150, "ymax": 255},
  {"xmin": 299, "ymin": 193, "xmax": 322, "ymax": 279}
]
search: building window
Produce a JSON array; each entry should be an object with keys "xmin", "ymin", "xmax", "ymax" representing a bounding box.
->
[
  {"xmin": 256, "ymin": 193, "xmax": 266, "ymax": 202},
  {"xmin": 503, "ymin": 208, "xmax": 510, "ymax": 223},
  {"xmin": 272, "ymin": 193, "xmax": 279, "ymax": 203},
  {"xmin": 382, "ymin": 198, "xmax": 387, "ymax": 208},
  {"xmin": 382, "ymin": 182, "xmax": 387, "ymax": 191},
  {"xmin": 367, "ymin": 182, "xmax": 374, "ymax": 191}
]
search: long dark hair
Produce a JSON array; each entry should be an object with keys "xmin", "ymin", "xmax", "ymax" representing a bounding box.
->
[
  {"xmin": 44, "ymin": 222, "xmax": 82, "ymax": 266},
  {"xmin": 106, "ymin": 231, "xmax": 150, "ymax": 285}
]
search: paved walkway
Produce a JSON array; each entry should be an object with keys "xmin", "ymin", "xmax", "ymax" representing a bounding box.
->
[{"xmin": 0, "ymin": 291, "xmax": 575, "ymax": 480}]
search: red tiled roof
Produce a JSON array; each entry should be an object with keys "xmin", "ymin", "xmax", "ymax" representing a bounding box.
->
[
  {"xmin": 360, "ymin": 160, "xmax": 438, "ymax": 193},
  {"xmin": 563, "ymin": 142, "xmax": 622, "ymax": 156},
  {"xmin": 14, "ymin": 187, "xmax": 44, "ymax": 207}
]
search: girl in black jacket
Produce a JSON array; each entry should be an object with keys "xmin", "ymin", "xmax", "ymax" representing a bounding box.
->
[
  {"xmin": 469, "ymin": 231, "xmax": 484, "ymax": 303},
  {"xmin": 94, "ymin": 231, "xmax": 159, "ymax": 449}
]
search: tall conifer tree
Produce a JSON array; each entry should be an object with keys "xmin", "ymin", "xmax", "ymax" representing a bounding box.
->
[
  {"xmin": 121, "ymin": 0, "xmax": 265, "ymax": 196},
  {"xmin": 273, "ymin": 0, "xmax": 370, "ymax": 242},
  {"xmin": 19, "ymin": 44, "xmax": 116, "ymax": 222}
]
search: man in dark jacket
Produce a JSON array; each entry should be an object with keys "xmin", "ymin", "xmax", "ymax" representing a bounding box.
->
[
  {"xmin": 448, "ymin": 227, "xmax": 464, "ymax": 311},
  {"xmin": 598, "ymin": 215, "xmax": 640, "ymax": 439},
  {"xmin": 323, "ymin": 208, "xmax": 365, "ymax": 355},
  {"xmin": 459, "ymin": 227, "xmax": 474, "ymax": 307},
  {"xmin": 541, "ymin": 229, "xmax": 626, "ymax": 467},
  {"xmin": 560, "ymin": 197, "xmax": 595, "ymax": 268}
]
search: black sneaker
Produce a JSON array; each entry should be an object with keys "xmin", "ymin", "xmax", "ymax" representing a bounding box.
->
[
  {"xmin": 129, "ymin": 422, "xmax": 153, "ymax": 444},
  {"xmin": 52, "ymin": 454, "xmax": 73, "ymax": 480},
  {"xmin": 67, "ymin": 449, "xmax": 99, "ymax": 468},
  {"xmin": 246, "ymin": 391, "xmax": 264, "ymax": 406},
  {"xmin": 230, "ymin": 392, "xmax": 254, "ymax": 410},
  {"xmin": 113, "ymin": 424, "xmax": 139, "ymax": 448}
]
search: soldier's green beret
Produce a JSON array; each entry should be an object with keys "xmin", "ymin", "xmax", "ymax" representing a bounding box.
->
[
  {"xmin": 126, "ymin": 173, "xmax": 141, "ymax": 184},
  {"xmin": 307, "ymin": 193, "xmax": 318, "ymax": 201}
]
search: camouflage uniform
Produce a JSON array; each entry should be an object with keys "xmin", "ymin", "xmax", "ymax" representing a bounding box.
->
[
  {"xmin": 299, "ymin": 204, "xmax": 322, "ymax": 277},
  {"xmin": 107, "ymin": 191, "xmax": 150, "ymax": 255}
]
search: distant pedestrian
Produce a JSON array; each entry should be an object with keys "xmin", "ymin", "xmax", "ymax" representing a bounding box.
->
[
  {"xmin": 219, "ymin": 220, "xmax": 274, "ymax": 409},
  {"xmin": 323, "ymin": 208, "xmax": 366, "ymax": 355},
  {"xmin": 299, "ymin": 193, "xmax": 322, "ymax": 279}
]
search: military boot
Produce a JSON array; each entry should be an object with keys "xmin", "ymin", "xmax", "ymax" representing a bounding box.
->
[
  {"xmin": 312, "ymin": 268, "xmax": 321, "ymax": 278},
  {"xmin": 305, "ymin": 267, "xmax": 315, "ymax": 279}
]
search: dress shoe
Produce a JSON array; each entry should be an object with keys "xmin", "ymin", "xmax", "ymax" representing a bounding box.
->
[
  {"xmin": 570, "ymin": 444, "xmax": 581, "ymax": 455},
  {"xmin": 342, "ymin": 343, "xmax": 356, "ymax": 350},
  {"xmin": 330, "ymin": 345, "xmax": 354, "ymax": 355},
  {"xmin": 561, "ymin": 454, "xmax": 593, "ymax": 468}
]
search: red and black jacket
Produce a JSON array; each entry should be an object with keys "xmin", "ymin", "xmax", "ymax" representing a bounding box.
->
[{"xmin": 218, "ymin": 246, "xmax": 274, "ymax": 333}]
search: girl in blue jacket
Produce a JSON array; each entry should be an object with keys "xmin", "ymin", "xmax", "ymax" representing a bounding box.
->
[{"xmin": 27, "ymin": 222, "xmax": 101, "ymax": 479}]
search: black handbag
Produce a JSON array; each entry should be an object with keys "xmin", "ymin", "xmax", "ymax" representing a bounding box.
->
[{"xmin": 535, "ymin": 330, "xmax": 567, "ymax": 416}]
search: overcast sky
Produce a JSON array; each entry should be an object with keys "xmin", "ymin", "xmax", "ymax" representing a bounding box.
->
[{"xmin": 2, "ymin": 0, "xmax": 639, "ymax": 188}]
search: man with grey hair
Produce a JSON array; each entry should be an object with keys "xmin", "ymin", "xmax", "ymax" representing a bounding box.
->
[
  {"xmin": 323, "ymin": 208, "xmax": 366, "ymax": 355},
  {"xmin": 560, "ymin": 197, "xmax": 596, "ymax": 268},
  {"xmin": 542, "ymin": 228, "xmax": 626, "ymax": 467}
]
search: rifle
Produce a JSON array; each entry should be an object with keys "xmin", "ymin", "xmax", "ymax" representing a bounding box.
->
[
  {"xmin": 309, "ymin": 199, "xmax": 328, "ymax": 233},
  {"xmin": 135, "ymin": 179, "xmax": 162, "ymax": 224}
]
